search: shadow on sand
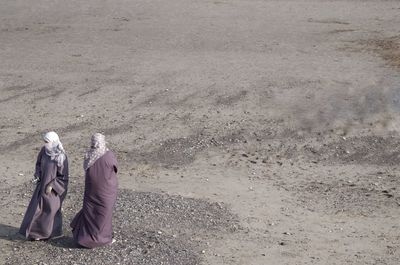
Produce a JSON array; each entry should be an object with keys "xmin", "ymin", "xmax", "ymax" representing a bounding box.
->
[
  {"xmin": 47, "ymin": 235, "xmax": 80, "ymax": 249},
  {"xmin": 0, "ymin": 223, "xmax": 80, "ymax": 249},
  {"xmin": 0, "ymin": 223, "xmax": 22, "ymax": 241}
]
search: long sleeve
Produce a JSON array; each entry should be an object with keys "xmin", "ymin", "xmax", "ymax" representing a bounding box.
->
[
  {"xmin": 105, "ymin": 152, "xmax": 118, "ymax": 174},
  {"xmin": 34, "ymin": 148, "xmax": 44, "ymax": 179},
  {"xmin": 50, "ymin": 156, "xmax": 69, "ymax": 196}
]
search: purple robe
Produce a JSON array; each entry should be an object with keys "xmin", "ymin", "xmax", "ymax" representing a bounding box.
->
[
  {"xmin": 70, "ymin": 151, "xmax": 118, "ymax": 248},
  {"xmin": 19, "ymin": 147, "xmax": 69, "ymax": 239}
]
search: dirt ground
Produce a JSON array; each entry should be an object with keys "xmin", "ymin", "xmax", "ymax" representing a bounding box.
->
[{"xmin": 1, "ymin": 0, "xmax": 400, "ymax": 264}]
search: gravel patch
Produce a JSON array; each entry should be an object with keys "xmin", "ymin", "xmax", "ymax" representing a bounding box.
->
[{"xmin": 2, "ymin": 183, "xmax": 239, "ymax": 265}]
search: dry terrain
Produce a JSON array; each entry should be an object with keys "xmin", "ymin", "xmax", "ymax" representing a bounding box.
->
[{"xmin": 1, "ymin": 0, "xmax": 400, "ymax": 264}]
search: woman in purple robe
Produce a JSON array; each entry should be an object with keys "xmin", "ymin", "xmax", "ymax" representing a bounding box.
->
[
  {"xmin": 19, "ymin": 131, "xmax": 69, "ymax": 240},
  {"xmin": 70, "ymin": 133, "xmax": 118, "ymax": 248}
]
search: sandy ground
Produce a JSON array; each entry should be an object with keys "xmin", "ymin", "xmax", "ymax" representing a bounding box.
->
[{"xmin": 1, "ymin": 0, "xmax": 400, "ymax": 264}]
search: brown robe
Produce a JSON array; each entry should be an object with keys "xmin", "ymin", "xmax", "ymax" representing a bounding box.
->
[
  {"xmin": 70, "ymin": 151, "xmax": 118, "ymax": 248},
  {"xmin": 19, "ymin": 147, "xmax": 69, "ymax": 239}
]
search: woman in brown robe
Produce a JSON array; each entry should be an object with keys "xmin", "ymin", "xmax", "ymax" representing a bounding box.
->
[
  {"xmin": 19, "ymin": 131, "xmax": 69, "ymax": 240},
  {"xmin": 70, "ymin": 133, "xmax": 118, "ymax": 248}
]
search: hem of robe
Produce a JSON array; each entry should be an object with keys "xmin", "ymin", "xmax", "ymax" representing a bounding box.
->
[{"xmin": 70, "ymin": 220, "xmax": 112, "ymax": 248}]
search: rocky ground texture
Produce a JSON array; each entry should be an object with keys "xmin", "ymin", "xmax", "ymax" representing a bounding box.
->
[{"xmin": 1, "ymin": 0, "xmax": 400, "ymax": 264}]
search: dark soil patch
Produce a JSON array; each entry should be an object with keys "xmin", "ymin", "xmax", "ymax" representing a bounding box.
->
[
  {"xmin": 310, "ymin": 135, "xmax": 400, "ymax": 166},
  {"xmin": 343, "ymin": 35, "xmax": 400, "ymax": 69},
  {"xmin": 129, "ymin": 134, "xmax": 209, "ymax": 167},
  {"xmin": 361, "ymin": 35, "xmax": 400, "ymax": 69},
  {"xmin": 78, "ymin": 88, "xmax": 101, "ymax": 97},
  {"xmin": 215, "ymin": 90, "xmax": 248, "ymax": 106},
  {"xmin": 0, "ymin": 122, "xmax": 88, "ymax": 153},
  {"xmin": 308, "ymin": 18, "xmax": 350, "ymax": 25},
  {"xmin": 4, "ymin": 84, "xmax": 32, "ymax": 92},
  {"xmin": 328, "ymin": 29, "xmax": 356, "ymax": 34},
  {"xmin": 292, "ymin": 178, "xmax": 399, "ymax": 216}
]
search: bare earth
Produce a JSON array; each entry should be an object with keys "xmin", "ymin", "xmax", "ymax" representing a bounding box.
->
[{"xmin": 1, "ymin": 0, "xmax": 400, "ymax": 264}]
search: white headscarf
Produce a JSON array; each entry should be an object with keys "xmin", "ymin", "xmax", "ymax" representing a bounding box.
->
[
  {"xmin": 43, "ymin": 131, "xmax": 66, "ymax": 167},
  {"xmin": 83, "ymin": 133, "xmax": 109, "ymax": 170}
]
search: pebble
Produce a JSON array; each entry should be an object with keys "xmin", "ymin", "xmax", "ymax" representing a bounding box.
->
[{"xmin": 4, "ymin": 184, "xmax": 240, "ymax": 265}]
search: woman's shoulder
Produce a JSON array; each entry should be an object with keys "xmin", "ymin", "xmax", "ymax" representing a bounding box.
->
[
  {"xmin": 104, "ymin": 150, "xmax": 116, "ymax": 159},
  {"xmin": 103, "ymin": 150, "xmax": 117, "ymax": 164},
  {"xmin": 38, "ymin": 146, "xmax": 46, "ymax": 156}
]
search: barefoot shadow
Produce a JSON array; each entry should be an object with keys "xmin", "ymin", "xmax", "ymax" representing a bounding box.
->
[{"xmin": 0, "ymin": 223, "xmax": 23, "ymax": 241}]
